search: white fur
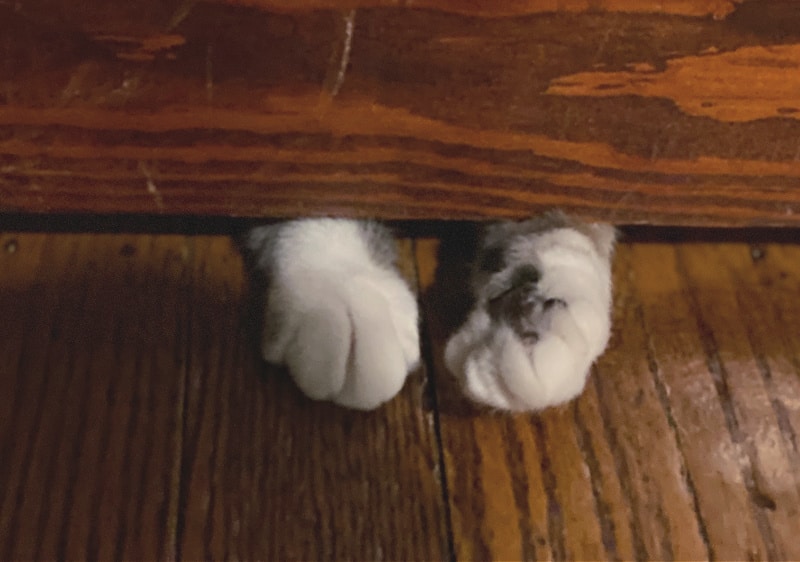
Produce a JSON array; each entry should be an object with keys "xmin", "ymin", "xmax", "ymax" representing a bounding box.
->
[
  {"xmin": 445, "ymin": 226, "xmax": 614, "ymax": 412},
  {"xmin": 248, "ymin": 216, "xmax": 613, "ymax": 412},
  {"xmin": 253, "ymin": 219, "xmax": 419, "ymax": 410}
]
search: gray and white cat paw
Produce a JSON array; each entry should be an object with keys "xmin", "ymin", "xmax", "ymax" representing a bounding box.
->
[
  {"xmin": 445, "ymin": 213, "xmax": 615, "ymax": 412},
  {"xmin": 247, "ymin": 219, "xmax": 420, "ymax": 410}
]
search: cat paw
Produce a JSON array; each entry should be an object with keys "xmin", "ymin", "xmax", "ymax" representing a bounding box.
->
[
  {"xmin": 247, "ymin": 219, "xmax": 420, "ymax": 410},
  {"xmin": 444, "ymin": 213, "xmax": 615, "ymax": 412}
]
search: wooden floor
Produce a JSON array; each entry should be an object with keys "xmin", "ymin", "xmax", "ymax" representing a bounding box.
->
[{"xmin": 1, "ymin": 223, "xmax": 800, "ymax": 561}]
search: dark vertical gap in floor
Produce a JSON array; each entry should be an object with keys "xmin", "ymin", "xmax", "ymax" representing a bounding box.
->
[
  {"xmin": 590, "ymin": 367, "xmax": 649, "ymax": 562},
  {"xmin": 728, "ymin": 265, "xmax": 800, "ymax": 460},
  {"xmin": 754, "ymin": 353, "xmax": 800, "ymax": 456},
  {"xmin": 0, "ymin": 237, "xmax": 56, "ymax": 561},
  {"xmin": 0, "ymin": 236, "xmax": 48, "ymax": 512},
  {"xmin": 55, "ymin": 249, "xmax": 108, "ymax": 561},
  {"xmin": 532, "ymin": 417, "xmax": 566, "ymax": 562},
  {"xmin": 571, "ymin": 398, "xmax": 619, "ymax": 562},
  {"xmin": 30, "ymin": 238, "xmax": 93, "ymax": 560},
  {"xmin": 500, "ymin": 420, "xmax": 538, "ymax": 561},
  {"xmin": 413, "ymin": 238, "xmax": 457, "ymax": 562},
  {"xmin": 635, "ymin": 301, "xmax": 713, "ymax": 561},
  {"xmin": 592, "ymin": 248, "xmax": 649, "ymax": 561},
  {"xmin": 173, "ymin": 235, "xmax": 197, "ymax": 562},
  {"xmin": 672, "ymin": 246, "xmax": 778, "ymax": 561},
  {"xmin": 113, "ymin": 314, "xmax": 148, "ymax": 562}
]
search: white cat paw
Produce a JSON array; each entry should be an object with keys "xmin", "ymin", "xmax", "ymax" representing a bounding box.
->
[
  {"xmin": 445, "ymin": 214, "xmax": 615, "ymax": 412},
  {"xmin": 248, "ymin": 219, "xmax": 420, "ymax": 410}
]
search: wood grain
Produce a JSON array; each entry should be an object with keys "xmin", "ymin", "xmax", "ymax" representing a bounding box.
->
[
  {"xmin": 547, "ymin": 44, "xmax": 800, "ymax": 123},
  {"xmin": 177, "ymin": 236, "xmax": 450, "ymax": 561},
  {"xmin": 734, "ymin": 243, "xmax": 800, "ymax": 478},
  {"xmin": 416, "ymin": 232, "xmax": 800, "ymax": 560},
  {"xmin": 0, "ymin": 232, "xmax": 189, "ymax": 560},
  {"xmin": 2, "ymin": 225, "xmax": 800, "ymax": 559},
  {"xmin": 417, "ymin": 238, "xmax": 707, "ymax": 560},
  {"xmin": 629, "ymin": 243, "xmax": 757, "ymax": 558},
  {"xmin": 0, "ymin": 229, "xmax": 450, "ymax": 561},
  {"xmin": 223, "ymin": 0, "xmax": 743, "ymax": 19},
  {"xmin": 676, "ymin": 242, "xmax": 800, "ymax": 559},
  {"xmin": 3, "ymin": 1, "xmax": 800, "ymax": 223}
]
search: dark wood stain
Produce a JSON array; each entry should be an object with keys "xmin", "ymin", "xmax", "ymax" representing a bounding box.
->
[
  {"xmin": 2, "ymin": 226, "xmax": 800, "ymax": 559},
  {"xmin": 533, "ymin": 416, "xmax": 568, "ymax": 561},
  {"xmin": 0, "ymin": 233, "xmax": 186, "ymax": 560},
  {"xmin": 631, "ymin": 242, "xmax": 775, "ymax": 560},
  {"xmin": 2, "ymin": 1, "xmax": 800, "ymax": 224},
  {"xmin": 572, "ymin": 399, "xmax": 621, "ymax": 561},
  {"xmin": 500, "ymin": 421, "xmax": 538, "ymax": 561},
  {"xmin": 676, "ymin": 252, "xmax": 781, "ymax": 560},
  {"xmin": 577, "ymin": 373, "xmax": 644, "ymax": 561},
  {"xmin": 675, "ymin": 243, "xmax": 800, "ymax": 560},
  {"xmin": 175, "ymin": 237, "xmax": 449, "ymax": 561},
  {"xmin": 637, "ymin": 300, "xmax": 714, "ymax": 560}
]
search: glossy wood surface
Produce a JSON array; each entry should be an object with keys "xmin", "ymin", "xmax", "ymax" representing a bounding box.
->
[
  {"xmin": 3, "ymin": 1, "xmax": 800, "ymax": 224},
  {"xmin": 1, "ymin": 222, "xmax": 799, "ymax": 559}
]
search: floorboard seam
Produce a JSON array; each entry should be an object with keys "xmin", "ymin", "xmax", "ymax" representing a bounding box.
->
[
  {"xmin": 673, "ymin": 246, "xmax": 778, "ymax": 560},
  {"xmin": 173, "ymin": 236, "xmax": 197, "ymax": 562},
  {"xmin": 572, "ymin": 398, "xmax": 619, "ymax": 561},
  {"xmin": 730, "ymin": 271, "xmax": 800, "ymax": 459},
  {"xmin": 636, "ymin": 300, "xmax": 714, "ymax": 561},
  {"xmin": 414, "ymin": 239, "xmax": 457, "ymax": 562}
]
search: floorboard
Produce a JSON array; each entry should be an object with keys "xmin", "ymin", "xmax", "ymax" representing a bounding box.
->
[
  {"xmin": 0, "ymin": 232, "xmax": 189, "ymax": 561},
  {"xmin": 417, "ymin": 233, "xmax": 800, "ymax": 561},
  {"xmin": 175, "ymin": 237, "xmax": 449, "ymax": 561},
  {"xmin": 1, "ymin": 225, "xmax": 799, "ymax": 561}
]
